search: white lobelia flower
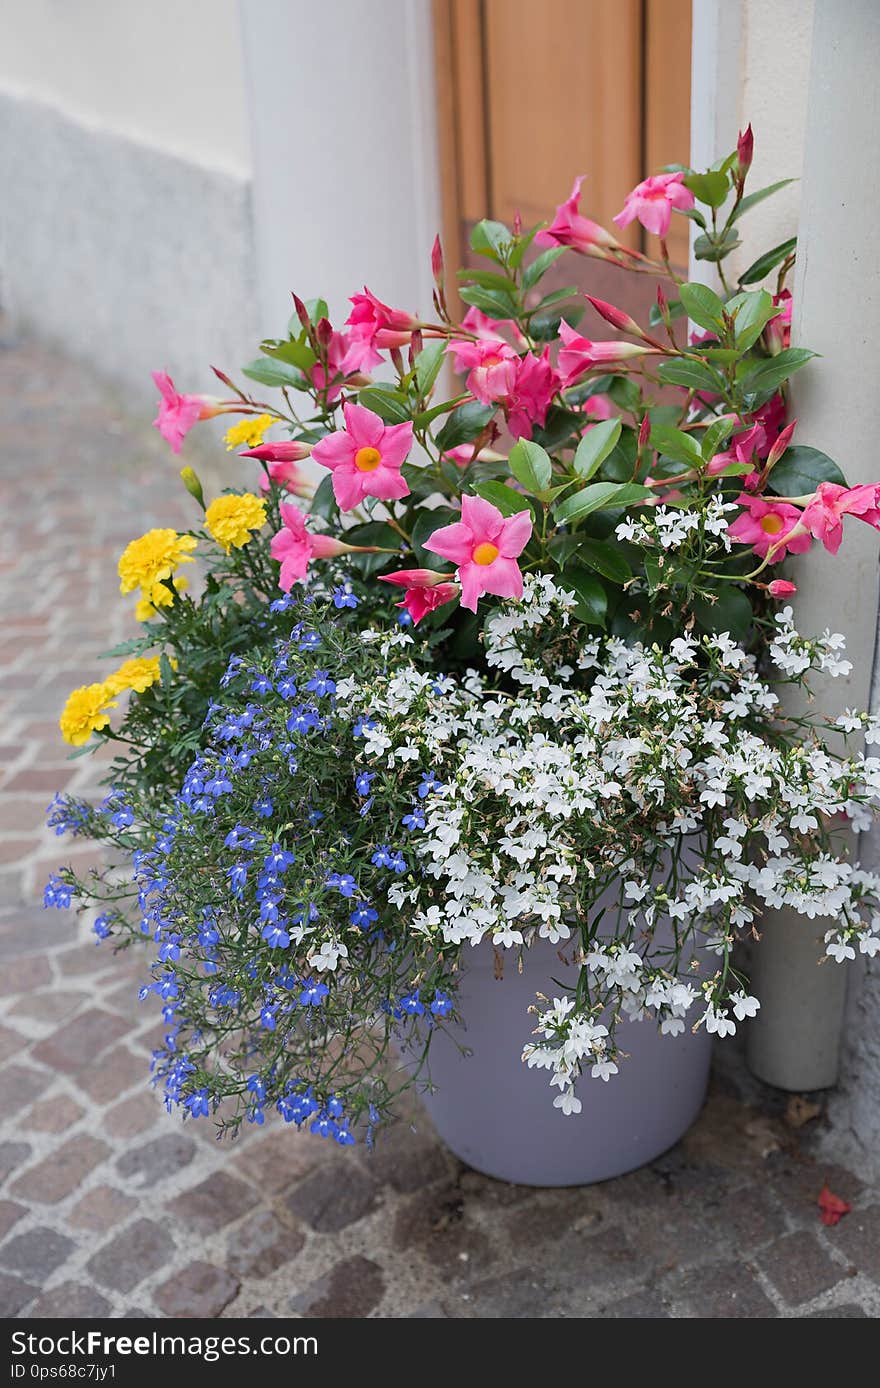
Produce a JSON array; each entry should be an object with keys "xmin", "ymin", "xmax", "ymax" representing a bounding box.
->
[
  {"xmin": 553, "ymin": 1087, "xmax": 583, "ymax": 1115},
  {"xmin": 591, "ymin": 1058, "xmax": 619, "ymax": 1082},
  {"xmin": 730, "ymin": 990, "xmax": 761, "ymax": 1021}
]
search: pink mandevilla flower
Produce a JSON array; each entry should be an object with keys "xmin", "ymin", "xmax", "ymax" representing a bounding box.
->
[
  {"xmin": 613, "ymin": 173, "xmax": 695, "ymax": 239},
  {"xmin": 505, "ymin": 348, "xmax": 557, "ymax": 440},
  {"xmin": 768, "ymin": 579, "xmax": 797, "ymax": 598},
  {"xmin": 151, "ymin": 371, "xmax": 230, "ymax": 454},
  {"xmin": 311, "ymin": 402, "xmax": 413, "ymax": 511},
  {"xmin": 380, "ymin": 569, "xmax": 453, "ymax": 589},
  {"xmin": 397, "ymin": 583, "xmax": 459, "ymax": 625},
  {"xmin": 801, "ymin": 482, "xmax": 880, "ymax": 556},
  {"xmin": 534, "ymin": 176, "xmax": 622, "ymax": 257},
  {"xmin": 447, "ymin": 337, "xmax": 517, "ymax": 404},
  {"xmin": 269, "ymin": 504, "xmax": 349, "ymax": 589},
  {"xmin": 557, "ymin": 321, "xmax": 652, "ymax": 386},
  {"xmin": 240, "ymin": 441, "xmax": 315, "ymax": 496},
  {"xmin": 425, "ymin": 494, "xmax": 532, "ymax": 612},
  {"xmin": 728, "ymin": 495, "xmax": 812, "ymax": 562}
]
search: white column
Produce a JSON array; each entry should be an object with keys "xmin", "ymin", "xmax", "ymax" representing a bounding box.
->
[
  {"xmin": 238, "ymin": 0, "xmax": 441, "ymax": 339},
  {"xmin": 746, "ymin": 0, "xmax": 880, "ymax": 1089}
]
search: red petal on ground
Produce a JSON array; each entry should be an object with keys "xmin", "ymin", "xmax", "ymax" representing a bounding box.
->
[{"xmin": 818, "ymin": 1183, "xmax": 852, "ymax": 1226}]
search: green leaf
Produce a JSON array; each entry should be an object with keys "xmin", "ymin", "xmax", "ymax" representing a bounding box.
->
[
  {"xmin": 679, "ymin": 282, "xmax": 726, "ymax": 332},
  {"xmin": 657, "ymin": 359, "xmax": 723, "ymax": 392},
  {"xmin": 529, "ymin": 286, "xmax": 578, "ymax": 313},
  {"xmin": 701, "ymin": 416, "xmax": 737, "ymax": 461},
  {"xmin": 241, "ymin": 357, "xmax": 301, "ymax": 388},
  {"xmin": 684, "ymin": 170, "xmax": 731, "ymax": 207},
  {"xmin": 456, "ymin": 268, "xmax": 515, "ymax": 292},
  {"xmin": 470, "ymin": 219, "xmax": 513, "ymax": 261},
  {"xmin": 572, "ymin": 418, "xmax": 622, "ymax": 480},
  {"xmin": 739, "ymin": 236, "xmax": 797, "ymax": 286},
  {"xmin": 415, "ymin": 340, "xmax": 447, "ymax": 397},
  {"xmin": 530, "ymin": 304, "xmax": 584, "ymax": 340},
  {"xmin": 740, "ymin": 348, "xmax": 815, "ymax": 401},
  {"xmin": 506, "ymin": 223, "xmax": 541, "ymax": 269},
  {"xmin": 356, "ymin": 387, "xmax": 411, "ymax": 425},
  {"xmin": 159, "ymin": 653, "xmax": 175, "ymax": 689},
  {"xmin": 602, "ymin": 428, "xmax": 638, "ymax": 481},
  {"xmin": 434, "ymin": 401, "xmax": 495, "ymax": 453},
  {"xmin": 508, "ymin": 439, "xmax": 553, "ymax": 496},
  {"xmin": 413, "ymin": 393, "xmax": 469, "ymax": 430},
  {"xmin": 694, "ymin": 228, "xmax": 741, "ymax": 262},
  {"xmin": 303, "ymin": 298, "xmax": 329, "ymax": 325},
  {"xmin": 473, "ymin": 481, "xmax": 531, "ymax": 517},
  {"xmin": 558, "ymin": 567, "xmax": 608, "ymax": 626},
  {"xmin": 692, "ymin": 586, "xmax": 753, "ymax": 640},
  {"xmin": 727, "ymin": 289, "xmax": 776, "ymax": 350},
  {"xmin": 767, "ymin": 445, "xmax": 847, "ymax": 495},
  {"xmin": 649, "ymin": 425, "xmax": 704, "ymax": 468},
  {"xmin": 522, "ymin": 246, "xmax": 566, "ymax": 289},
  {"xmin": 732, "ymin": 178, "xmax": 796, "ymax": 223},
  {"xmin": 308, "ymin": 472, "xmax": 337, "ymax": 520},
  {"xmin": 260, "ymin": 338, "xmax": 316, "ymax": 371},
  {"xmin": 573, "ymin": 537, "xmax": 632, "ymax": 584},
  {"xmin": 607, "ymin": 376, "xmax": 642, "ymax": 413},
  {"xmin": 411, "ymin": 507, "xmax": 460, "ymax": 566},
  {"xmin": 458, "ymin": 284, "xmax": 519, "ymax": 318},
  {"xmin": 648, "ymin": 298, "xmax": 687, "ymax": 328},
  {"xmin": 554, "ymin": 481, "xmax": 651, "ymax": 525}
]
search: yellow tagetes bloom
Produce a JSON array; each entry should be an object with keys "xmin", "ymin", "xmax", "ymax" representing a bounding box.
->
[
  {"xmin": 59, "ymin": 683, "xmax": 117, "ymax": 747},
  {"xmin": 205, "ymin": 493, "xmax": 267, "ymax": 552},
  {"xmin": 104, "ymin": 656, "xmax": 164, "ymax": 696},
  {"xmin": 118, "ymin": 528, "xmax": 197, "ymax": 606},
  {"xmin": 225, "ymin": 415, "xmax": 275, "ymax": 451},
  {"xmin": 136, "ymin": 576, "xmax": 188, "ymax": 622}
]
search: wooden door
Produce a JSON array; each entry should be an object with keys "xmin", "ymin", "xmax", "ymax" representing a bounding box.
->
[{"xmin": 433, "ymin": 0, "xmax": 692, "ymax": 310}]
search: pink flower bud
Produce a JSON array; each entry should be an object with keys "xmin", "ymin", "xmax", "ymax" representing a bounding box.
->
[
  {"xmin": 766, "ymin": 419, "xmax": 797, "ymax": 471},
  {"xmin": 656, "ymin": 285, "xmax": 668, "ymax": 315},
  {"xmin": 768, "ymin": 579, "xmax": 797, "ymax": 598},
  {"xmin": 585, "ymin": 294, "xmax": 645, "ymax": 338},
  {"xmin": 292, "ymin": 293, "xmax": 312, "ymax": 332},
  {"xmin": 638, "ymin": 415, "xmax": 652, "ymax": 450},
  {"xmin": 379, "ymin": 568, "xmax": 452, "ymax": 589},
  {"xmin": 737, "ymin": 124, "xmax": 754, "ymax": 178},
  {"xmin": 431, "ymin": 235, "xmax": 444, "ymax": 287},
  {"xmin": 315, "ymin": 317, "xmax": 334, "ymax": 350},
  {"xmin": 240, "ymin": 442, "xmax": 312, "ymax": 463}
]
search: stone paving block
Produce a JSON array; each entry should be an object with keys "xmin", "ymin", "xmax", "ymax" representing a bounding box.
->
[
  {"xmin": 0, "ymin": 1063, "xmax": 52, "ymax": 1110},
  {"xmin": 116, "ymin": 1133, "xmax": 196, "ymax": 1187},
  {"xmin": 599, "ymin": 1286, "xmax": 673, "ymax": 1317},
  {"xmin": 363, "ymin": 1126, "xmax": 453, "ymax": 1193},
  {"xmin": 291, "ymin": 1255, "xmax": 385, "ymax": 1318},
  {"xmin": 809, "ymin": 1303, "xmax": 868, "ymax": 1317},
  {"xmin": 104, "ymin": 1093, "xmax": 161, "ymax": 1138},
  {"xmin": 11, "ymin": 989, "xmax": 89, "ymax": 1024},
  {"xmin": 0, "ymin": 954, "xmax": 51, "ymax": 994},
  {"xmin": 0, "ymin": 907, "xmax": 67, "ymax": 958},
  {"xmin": 462, "ymin": 1266, "xmax": 561, "ymax": 1318},
  {"xmin": 87, "ymin": 1218, "xmax": 175, "ymax": 1293},
  {"xmin": 286, "ymin": 1163, "xmax": 379, "ymax": 1233},
  {"xmin": 23, "ymin": 1094, "xmax": 85, "ymax": 1133},
  {"xmin": 757, "ymin": 1230, "xmax": 843, "ymax": 1305},
  {"xmin": 0, "ymin": 1201, "xmax": 26, "ymax": 1240},
  {"xmin": 0, "ymin": 1272, "xmax": 38, "ymax": 1317},
  {"xmin": 0, "ymin": 1022, "xmax": 26, "ymax": 1061},
  {"xmin": 165, "ymin": 1171, "xmax": 260, "ymax": 1234},
  {"xmin": 11, "ymin": 1134, "xmax": 110, "ymax": 1203},
  {"xmin": 0, "ymin": 1141, "xmax": 32, "ymax": 1185},
  {"xmin": 675, "ymin": 1258, "xmax": 778, "ymax": 1318},
  {"xmin": 393, "ymin": 1183, "xmax": 492, "ymax": 1275},
  {"xmin": 0, "ymin": 1226, "xmax": 75, "ymax": 1280},
  {"xmin": 226, "ymin": 1209, "xmax": 306, "ymax": 1279},
  {"xmin": 153, "ymin": 1262, "xmax": 240, "ymax": 1319},
  {"xmin": 29, "ymin": 1282, "xmax": 112, "ymax": 1318},
  {"xmin": 828, "ymin": 1204, "xmax": 880, "ymax": 1280},
  {"xmin": 231, "ymin": 1128, "xmax": 319, "ymax": 1195},
  {"xmin": 32, "ymin": 1007, "xmax": 130, "ymax": 1072},
  {"xmin": 68, "ymin": 1185, "xmax": 138, "ymax": 1233},
  {"xmin": 81, "ymin": 1046, "xmax": 146, "ymax": 1103}
]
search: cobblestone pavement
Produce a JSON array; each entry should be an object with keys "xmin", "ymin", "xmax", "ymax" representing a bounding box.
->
[{"xmin": 0, "ymin": 335, "xmax": 878, "ymax": 1320}]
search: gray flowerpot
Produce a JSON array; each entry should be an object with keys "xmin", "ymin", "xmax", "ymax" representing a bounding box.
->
[{"xmin": 416, "ymin": 931, "xmax": 712, "ymax": 1187}]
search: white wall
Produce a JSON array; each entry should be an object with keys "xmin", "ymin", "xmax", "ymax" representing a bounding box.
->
[
  {"xmin": 0, "ymin": 0, "xmax": 251, "ymax": 176},
  {"xmin": 240, "ymin": 0, "xmax": 442, "ymax": 340},
  {"xmin": 691, "ymin": 0, "xmax": 813, "ymax": 277}
]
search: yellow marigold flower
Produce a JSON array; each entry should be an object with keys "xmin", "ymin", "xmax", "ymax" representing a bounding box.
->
[
  {"xmin": 205, "ymin": 493, "xmax": 267, "ymax": 552},
  {"xmin": 118, "ymin": 528, "xmax": 197, "ymax": 601},
  {"xmin": 59, "ymin": 683, "xmax": 117, "ymax": 747},
  {"xmin": 104, "ymin": 656, "xmax": 163, "ymax": 696},
  {"xmin": 225, "ymin": 415, "xmax": 275, "ymax": 451},
  {"xmin": 136, "ymin": 576, "xmax": 189, "ymax": 622}
]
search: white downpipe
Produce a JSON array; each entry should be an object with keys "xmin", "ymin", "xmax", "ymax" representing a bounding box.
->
[{"xmin": 746, "ymin": 0, "xmax": 880, "ymax": 1089}]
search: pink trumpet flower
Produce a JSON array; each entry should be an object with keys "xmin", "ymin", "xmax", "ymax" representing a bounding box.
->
[
  {"xmin": 535, "ymin": 176, "xmax": 623, "ymax": 257},
  {"xmin": 151, "ymin": 371, "xmax": 237, "ymax": 454},
  {"xmin": 311, "ymin": 403, "xmax": 413, "ymax": 511},
  {"xmin": 801, "ymin": 482, "xmax": 880, "ymax": 556},
  {"xmin": 557, "ymin": 321, "xmax": 654, "ymax": 386},
  {"xmin": 424, "ymin": 494, "xmax": 532, "ymax": 612},
  {"xmin": 379, "ymin": 569, "xmax": 453, "ymax": 589},
  {"xmin": 446, "ymin": 337, "xmax": 518, "ymax": 404},
  {"xmin": 269, "ymin": 504, "xmax": 356, "ymax": 590},
  {"xmin": 728, "ymin": 495, "xmax": 812, "ymax": 562},
  {"xmin": 613, "ymin": 173, "xmax": 695, "ymax": 239},
  {"xmin": 397, "ymin": 583, "xmax": 459, "ymax": 625},
  {"xmin": 240, "ymin": 440, "xmax": 315, "ymax": 495}
]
